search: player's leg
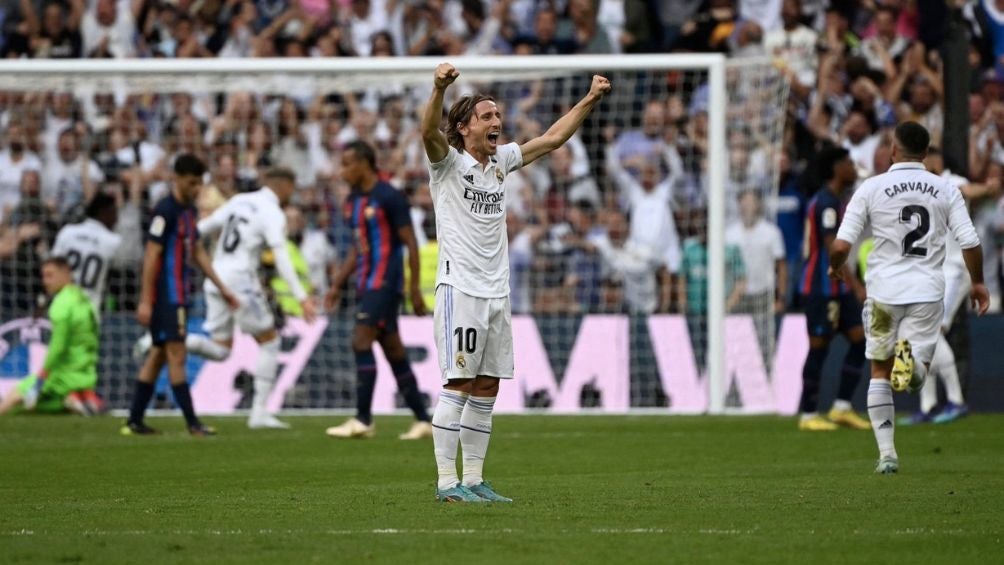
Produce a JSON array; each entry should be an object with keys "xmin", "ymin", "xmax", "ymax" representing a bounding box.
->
[
  {"xmin": 379, "ymin": 330, "xmax": 433, "ymax": 440},
  {"xmin": 164, "ymin": 339, "xmax": 214, "ymax": 436},
  {"xmin": 123, "ymin": 345, "xmax": 166, "ymax": 435},
  {"xmin": 930, "ymin": 332, "xmax": 968, "ymax": 423},
  {"xmin": 862, "ymin": 298, "xmax": 904, "ymax": 473},
  {"xmin": 234, "ymin": 288, "xmax": 286, "ymax": 429},
  {"xmin": 190, "ymin": 287, "xmax": 235, "ymax": 361},
  {"xmin": 459, "ymin": 296, "xmax": 512, "ymax": 503},
  {"xmin": 798, "ymin": 297, "xmax": 838, "ymax": 430},
  {"xmin": 431, "ymin": 285, "xmax": 485, "ymax": 502},
  {"xmin": 325, "ymin": 322, "xmax": 381, "ymax": 438},
  {"xmin": 0, "ymin": 383, "xmax": 27, "ymax": 415},
  {"xmin": 828, "ymin": 297, "xmax": 869, "ymax": 430}
]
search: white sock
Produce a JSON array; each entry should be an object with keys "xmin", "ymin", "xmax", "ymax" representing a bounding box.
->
[
  {"xmin": 251, "ymin": 338, "xmax": 280, "ymax": 416},
  {"xmin": 186, "ymin": 334, "xmax": 230, "ymax": 361},
  {"xmin": 919, "ymin": 367, "xmax": 938, "ymax": 414},
  {"xmin": 432, "ymin": 390, "xmax": 468, "ymax": 490},
  {"xmin": 832, "ymin": 399, "xmax": 852, "ymax": 412},
  {"xmin": 867, "ymin": 379, "xmax": 897, "ymax": 459},
  {"xmin": 800, "ymin": 412, "xmax": 817, "ymax": 421},
  {"xmin": 934, "ymin": 334, "xmax": 965, "ymax": 405},
  {"xmin": 460, "ymin": 395, "xmax": 496, "ymax": 487}
]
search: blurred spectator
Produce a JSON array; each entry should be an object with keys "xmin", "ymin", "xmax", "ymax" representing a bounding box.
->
[
  {"xmin": 561, "ymin": 200, "xmax": 607, "ymax": 312},
  {"xmin": 764, "ymin": 0, "xmax": 819, "ymax": 95},
  {"xmin": 82, "ymin": 0, "xmax": 139, "ymax": 58},
  {"xmin": 594, "ymin": 208, "xmax": 661, "ymax": 314},
  {"xmin": 726, "ymin": 189, "xmax": 786, "ymax": 361},
  {"xmin": 677, "ymin": 0, "xmax": 738, "ymax": 53},
  {"xmin": 858, "ymin": 5, "xmax": 910, "ymax": 73},
  {"xmin": 42, "ymin": 128, "xmax": 105, "ymax": 219},
  {"xmin": 0, "ymin": 123, "xmax": 42, "ymax": 222},
  {"xmin": 348, "ymin": 0, "xmax": 388, "ymax": 56},
  {"xmin": 774, "ymin": 150, "xmax": 805, "ymax": 308},
  {"xmin": 28, "ymin": 0, "xmax": 84, "ymax": 58}
]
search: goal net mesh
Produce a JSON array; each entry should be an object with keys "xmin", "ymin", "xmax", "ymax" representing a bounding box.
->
[{"xmin": 0, "ymin": 58, "xmax": 787, "ymax": 413}]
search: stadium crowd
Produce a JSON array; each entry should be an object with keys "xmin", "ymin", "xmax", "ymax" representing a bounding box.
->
[{"xmin": 1, "ymin": 0, "xmax": 1004, "ymax": 328}]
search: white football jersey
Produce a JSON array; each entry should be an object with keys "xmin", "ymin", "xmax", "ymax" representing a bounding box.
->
[
  {"xmin": 428, "ymin": 143, "xmax": 523, "ymax": 298},
  {"xmin": 837, "ymin": 162, "xmax": 980, "ymax": 304},
  {"xmin": 197, "ymin": 187, "xmax": 295, "ymax": 291},
  {"xmin": 51, "ymin": 218, "xmax": 123, "ymax": 313}
]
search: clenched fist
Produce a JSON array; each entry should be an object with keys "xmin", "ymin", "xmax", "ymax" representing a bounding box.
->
[
  {"xmin": 589, "ymin": 75, "xmax": 612, "ymax": 99},
  {"xmin": 435, "ymin": 63, "xmax": 459, "ymax": 90}
]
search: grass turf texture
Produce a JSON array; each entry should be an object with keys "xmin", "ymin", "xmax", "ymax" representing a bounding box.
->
[{"xmin": 1, "ymin": 415, "xmax": 1002, "ymax": 564}]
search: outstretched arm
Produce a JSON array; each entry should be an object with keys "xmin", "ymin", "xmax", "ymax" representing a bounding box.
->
[
  {"xmin": 421, "ymin": 63, "xmax": 458, "ymax": 164},
  {"xmin": 520, "ymin": 75, "xmax": 611, "ymax": 166}
]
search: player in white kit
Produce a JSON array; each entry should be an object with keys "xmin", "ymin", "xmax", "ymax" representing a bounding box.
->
[
  {"xmin": 828, "ymin": 122, "xmax": 989, "ymax": 474},
  {"xmin": 421, "ymin": 63, "xmax": 611, "ymax": 503},
  {"xmin": 51, "ymin": 193, "xmax": 122, "ymax": 315},
  {"xmin": 190, "ymin": 167, "xmax": 318, "ymax": 429}
]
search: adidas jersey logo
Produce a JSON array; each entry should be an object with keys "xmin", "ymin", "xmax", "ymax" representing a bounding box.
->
[
  {"xmin": 463, "ymin": 174, "xmax": 475, "ymax": 185},
  {"xmin": 878, "ymin": 420, "xmax": 893, "ymax": 429}
]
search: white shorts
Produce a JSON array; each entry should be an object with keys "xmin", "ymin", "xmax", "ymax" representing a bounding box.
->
[
  {"xmin": 942, "ymin": 267, "xmax": 971, "ymax": 330},
  {"xmin": 203, "ymin": 282, "xmax": 275, "ymax": 340},
  {"xmin": 433, "ymin": 284, "xmax": 514, "ymax": 383},
  {"xmin": 862, "ymin": 298, "xmax": 943, "ymax": 365}
]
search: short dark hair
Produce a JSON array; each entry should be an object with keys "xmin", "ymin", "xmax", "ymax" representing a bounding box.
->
[
  {"xmin": 345, "ymin": 140, "xmax": 377, "ymax": 170},
  {"xmin": 174, "ymin": 153, "xmax": 206, "ymax": 177},
  {"xmin": 446, "ymin": 94, "xmax": 495, "ymax": 151},
  {"xmin": 895, "ymin": 121, "xmax": 930, "ymax": 157},
  {"xmin": 817, "ymin": 145, "xmax": 850, "ymax": 181},
  {"xmin": 86, "ymin": 192, "xmax": 116, "ymax": 219},
  {"xmin": 264, "ymin": 166, "xmax": 297, "ymax": 183},
  {"xmin": 42, "ymin": 256, "xmax": 70, "ymax": 270}
]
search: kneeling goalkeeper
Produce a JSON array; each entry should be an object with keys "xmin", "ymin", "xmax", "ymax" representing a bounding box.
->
[{"xmin": 0, "ymin": 257, "xmax": 102, "ymax": 416}]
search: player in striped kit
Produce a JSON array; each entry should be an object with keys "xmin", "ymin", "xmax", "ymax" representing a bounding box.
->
[
  {"xmin": 323, "ymin": 141, "xmax": 433, "ymax": 440},
  {"xmin": 421, "ymin": 63, "xmax": 610, "ymax": 502}
]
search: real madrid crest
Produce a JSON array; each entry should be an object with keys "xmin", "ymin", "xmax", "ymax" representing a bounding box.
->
[
  {"xmin": 455, "ymin": 353, "xmax": 466, "ymax": 369},
  {"xmin": 495, "ymin": 168, "xmax": 504, "ymax": 184}
]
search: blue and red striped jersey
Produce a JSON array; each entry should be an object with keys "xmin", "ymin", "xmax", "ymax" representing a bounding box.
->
[
  {"xmin": 800, "ymin": 187, "xmax": 850, "ymax": 297},
  {"xmin": 344, "ymin": 181, "xmax": 411, "ymax": 293},
  {"xmin": 147, "ymin": 193, "xmax": 199, "ymax": 306}
]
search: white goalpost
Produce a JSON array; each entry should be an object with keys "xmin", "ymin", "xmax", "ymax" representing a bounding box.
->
[{"xmin": 0, "ymin": 54, "xmax": 787, "ymax": 416}]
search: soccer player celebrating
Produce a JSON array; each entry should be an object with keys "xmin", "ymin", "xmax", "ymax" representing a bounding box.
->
[
  {"xmin": 123, "ymin": 154, "xmax": 239, "ymax": 436},
  {"xmin": 184, "ymin": 167, "xmax": 317, "ymax": 430},
  {"xmin": 323, "ymin": 141, "xmax": 433, "ymax": 441},
  {"xmin": 0, "ymin": 257, "xmax": 101, "ymax": 416},
  {"xmin": 421, "ymin": 63, "xmax": 610, "ymax": 502},
  {"xmin": 828, "ymin": 122, "xmax": 989, "ymax": 474},
  {"xmin": 797, "ymin": 146, "xmax": 870, "ymax": 431},
  {"xmin": 51, "ymin": 192, "xmax": 122, "ymax": 315}
]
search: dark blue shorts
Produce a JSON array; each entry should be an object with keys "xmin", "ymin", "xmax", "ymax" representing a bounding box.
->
[
  {"xmin": 356, "ymin": 289, "xmax": 401, "ymax": 333},
  {"xmin": 803, "ymin": 294, "xmax": 862, "ymax": 338},
  {"xmin": 151, "ymin": 303, "xmax": 187, "ymax": 345}
]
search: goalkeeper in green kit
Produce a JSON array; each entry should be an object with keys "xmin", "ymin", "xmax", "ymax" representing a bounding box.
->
[{"xmin": 0, "ymin": 257, "xmax": 103, "ymax": 416}]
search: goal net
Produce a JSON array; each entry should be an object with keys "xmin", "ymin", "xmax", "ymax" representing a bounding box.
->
[{"xmin": 0, "ymin": 55, "xmax": 788, "ymax": 415}]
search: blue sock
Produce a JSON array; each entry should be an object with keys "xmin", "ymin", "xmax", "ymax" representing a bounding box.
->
[
  {"xmin": 798, "ymin": 347, "xmax": 827, "ymax": 414},
  {"xmin": 837, "ymin": 341, "xmax": 866, "ymax": 402},
  {"xmin": 391, "ymin": 359, "xmax": 430, "ymax": 422},
  {"xmin": 170, "ymin": 383, "xmax": 200, "ymax": 428},
  {"xmin": 129, "ymin": 381, "xmax": 155, "ymax": 425},
  {"xmin": 355, "ymin": 349, "xmax": 377, "ymax": 426}
]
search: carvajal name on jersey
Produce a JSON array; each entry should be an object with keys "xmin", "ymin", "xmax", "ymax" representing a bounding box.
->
[
  {"xmin": 884, "ymin": 182, "xmax": 939, "ymax": 199},
  {"xmin": 463, "ymin": 187, "xmax": 504, "ymax": 215}
]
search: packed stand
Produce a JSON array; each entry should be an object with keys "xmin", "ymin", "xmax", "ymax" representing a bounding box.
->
[{"xmin": 1, "ymin": 0, "xmax": 1003, "ymax": 327}]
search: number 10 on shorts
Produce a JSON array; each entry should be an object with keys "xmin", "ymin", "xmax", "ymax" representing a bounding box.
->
[{"xmin": 454, "ymin": 327, "xmax": 478, "ymax": 353}]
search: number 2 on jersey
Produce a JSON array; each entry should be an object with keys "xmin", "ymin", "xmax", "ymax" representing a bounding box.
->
[
  {"xmin": 900, "ymin": 205, "xmax": 930, "ymax": 257},
  {"xmin": 221, "ymin": 215, "xmax": 249, "ymax": 253}
]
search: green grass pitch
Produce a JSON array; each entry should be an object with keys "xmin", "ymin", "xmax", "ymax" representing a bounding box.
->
[{"xmin": 1, "ymin": 414, "xmax": 1002, "ymax": 564}]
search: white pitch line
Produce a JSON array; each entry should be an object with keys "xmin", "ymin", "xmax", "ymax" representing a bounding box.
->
[{"xmin": 3, "ymin": 528, "xmax": 982, "ymax": 537}]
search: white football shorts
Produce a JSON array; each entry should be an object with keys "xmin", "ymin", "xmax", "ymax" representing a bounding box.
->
[
  {"xmin": 203, "ymin": 281, "xmax": 275, "ymax": 340},
  {"xmin": 433, "ymin": 284, "xmax": 514, "ymax": 384},
  {"xmin": 862, "ymin": 298, "xmax": 943, "ymax": 365}
]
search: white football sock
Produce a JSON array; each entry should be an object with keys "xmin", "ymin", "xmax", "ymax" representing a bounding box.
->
[
  {"xmin": 251, "ymin": 338, "xmax": 280, "ymax": 416},
  {"xmin": 934, "ymin": 334, "xmax": 965, "ymax": 405},
  {"xmin": 919, "ymin": 368, "xmax": 938, "ymax": 414},
  {"xmin": 460, "ymin": 395, "xmax": 496, "ymax": 487},
  {"xmin": 186, "ymin": 334, "xmax": 230, "ymax": 361},
  {"xmin": 867, "ymin": 379, "xmax": 897, "ymax": 459},
  {"xmin": 432, "ymin": 390, "xmax": 468, "ymax": 490}
]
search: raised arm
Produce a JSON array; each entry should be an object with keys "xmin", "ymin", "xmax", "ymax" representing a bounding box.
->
[
  {"xmin": 519, "ymin": 75, "xmax": 611, "ymax": 166},
  {"xmin": 421, "ymin": 63, "xmax": 458, "ymax": 164}
]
